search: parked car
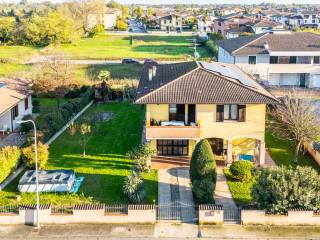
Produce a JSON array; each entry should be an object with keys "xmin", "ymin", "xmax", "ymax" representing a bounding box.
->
[
  {"xmin": 122, "ymin": 58, "xmax": 140, "ymax": 64},
  {"xmin": 144, "ymin": 59, "xmax": 158, "ymax": 65}
]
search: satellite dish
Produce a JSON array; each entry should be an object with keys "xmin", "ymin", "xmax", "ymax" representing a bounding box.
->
[{"xmin": 194, "ymin": 51, "xmax": 200, "ymax": 59}]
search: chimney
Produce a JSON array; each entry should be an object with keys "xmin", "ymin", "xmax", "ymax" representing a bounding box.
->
[
  {"xmin": 264, "ymin": 42, "xmax": 269, "ymax": 51},
  {"xmin": 152, "ymin": 66, "xmax": 157, "ymax": 77},
  {"xmin": 148, "ymin": 68, "xmax": 153, "ymax": 81}
]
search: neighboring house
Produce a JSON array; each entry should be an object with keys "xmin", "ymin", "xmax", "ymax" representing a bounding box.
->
[
  {"xmin": 217, "ymin": 32, "xmax": 320, "ymax": 88},
  {"xmin": 300, "ymin": 11, "xmax": 320, "ymax": 28},
  {"xmin": 213, "ymin": 13, "xmax": 256, "ymax": 37},
  {"xmin": 251, "ymin": 20, "xmax": 285, "ymax": 34},
  {"xmin": 158, "ymin": 14, "xmax": 183, "ymax": 32},
  {"xmin": 225, "ymin": 26, "xmax": 254, "ymax": 39},
  {"xmin": 0, "ymin": 78, "xmax": 32, "ymax": 133},
  {"xmin": 287, "ymin": 14, "xmax": 304, "ymax": 29},
  {"xmin": 87, "ymin": 8, "xmax": 122, "ymax": 30},
  {"xmin": 135, "ymin": 61, "xmax": 278, "ymax": 166},
  {"xmin": 197, "ymin": 16, "xmax": 214, "ymax": 33}
]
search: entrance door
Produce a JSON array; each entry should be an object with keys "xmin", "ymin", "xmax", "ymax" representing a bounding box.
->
[
  {"xmin": 300, "ymin": 73, "xmax": 306, "ymax": 87},
  {"xmin": 188, "ymin": 104, "xmax": 196, "ymax": 124},
  {"xmin": 157, "ymin": 139, "xmax": 189, "ymax": 156},
  {"xmin": 209, "ymin": 138, "xmax": 224, "ymax": 156}
]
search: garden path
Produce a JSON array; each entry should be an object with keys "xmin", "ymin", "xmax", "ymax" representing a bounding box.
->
[{"xmin": 214, "ymin": 168, "xmax": 237, "ymax": 209}]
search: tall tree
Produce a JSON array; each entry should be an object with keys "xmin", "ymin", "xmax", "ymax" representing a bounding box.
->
[
  {"xmin": 268, "ymin": 91, "xmax": 320, "ymax": 163},
  {"xmin": 0, "ymin": 17, "xmax": 16, "ymax": 43},
  {"xmin": 132, "ymin": 5, "xmax": 144, "ymax": 19}
]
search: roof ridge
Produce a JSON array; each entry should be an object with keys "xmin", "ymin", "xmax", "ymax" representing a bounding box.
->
[
  {"xmin": 232, "ymin": 33, "xmax": 269, "ymax": 55},
  {"xmin": 136, "ymin": 62, "xmax": 199, "ymax": 103},
  {"xmin": 199, "ymin": 67, "xmax": 277, "ymax": 102}
]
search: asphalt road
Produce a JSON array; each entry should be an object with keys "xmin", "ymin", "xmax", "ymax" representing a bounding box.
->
[{"xmin": 1, "ymin": 223, "xmax": 320, "ymax": 239}]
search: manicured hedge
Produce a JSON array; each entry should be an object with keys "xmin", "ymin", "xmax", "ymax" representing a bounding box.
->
[
  {"xmin": 190, "ymin": 139, "xmax": 216, "ymax": 203},
  {"xmin": 0, "ymin": 146, "xmax": 21, "ymax": 184},
  {"xmin": 230, "ymin": 161, "xmax": 254, "ymax": 182}
]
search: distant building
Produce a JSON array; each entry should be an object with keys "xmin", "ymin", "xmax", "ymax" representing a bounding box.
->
[
  {"xmin": 159, "ymin": 14, "xmax": 183, "ymax": 32},
  {"xmin": 217, "ymin": 32, "xmax": 320, "ymax": 88},
  {"xmin": 87, "ymin": 8, "xmax": 122, "ymax": 30}
]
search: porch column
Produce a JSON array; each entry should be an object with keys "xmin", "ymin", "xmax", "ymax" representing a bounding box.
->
[
  {"xmin": 258, "ymin": 140, "xmax": 266, "ymax": 166},
  {"xmin": 227, "ymin": 140, "xmax": 233, "ymax": 165}
]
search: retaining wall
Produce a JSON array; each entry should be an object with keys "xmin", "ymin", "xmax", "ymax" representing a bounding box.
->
[
  {"xmin": 242, "ymin": 209, "xmax": 320, "ymax": 226},
  {"xmin": 0, "ymin": 204, "xmax": 156, "ymax": 225}
]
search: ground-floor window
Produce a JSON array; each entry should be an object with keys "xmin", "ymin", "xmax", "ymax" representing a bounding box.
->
[{"xmin": 157, "ymin": 139, "xmax": 188, "ymax": 156}]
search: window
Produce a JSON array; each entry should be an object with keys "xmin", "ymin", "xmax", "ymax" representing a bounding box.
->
[
  {"xmin": 248, "ymin": 56, "xmax": 256, "ymax": 65},
  {"xmin": 218, "ymin": 22, "xmax": 222, "ymax": 26},
  {"xmin": 289, "ymin": 56, "xmax": 297, "ymax": 64},
  {"xmin": 314, "ymin": 56, "xmax": 320, "ymax": 64},
  {"xmin": 12, "ymin": 105, "xmax": 19, "ymax": 120},
  {"xmin": 270, "ymin": 56, "xmax": 278, "ymax": 64},
  {"xmin": 278, "ymin": 56, "xmax": 290, "ymax": 64},
  {"xmin": 216, "ymin": 105, "xmax": 246, "ymax": 122},
  {"xmin": 157, "ymin": 139, "xmax": 188, "ymax": 156},
  {"xmin": 297, "ymin": 56, "xmax": 311, "ymax": 64},
  {"xmin": 312, "ymin": 20, "xmax": 316, "ymax": 23},
  {"xmin": 24, "ymin": 97, "xmax": 29, "ymax": 110},
  {"xmin": 169, "ymin": 104, "xmax": 185, "ymax": 122}
]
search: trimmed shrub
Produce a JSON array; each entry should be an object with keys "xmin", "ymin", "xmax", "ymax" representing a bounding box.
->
[
  {"xmin": 230, "ymin": 161, "xmax": 254, "ymax": 182},
  {"xmin": 126, "ymin": 143, "xmax": 155, "ymax": 172},
  {"xmin": 0, "ymin": 146, "xmax": 21, "ymax": 184},
  {"xmin": 253, "ymin": 166, "xmax": 320, "ymax": 214},
  {"xmin": 22, "ymin": 142, "xmax": 49, "ymax": 169},
  {"xmin": 123, "ymin": 170, "xmax": 146, "ymax": 203},
  {"xmin": 190, "ymin": 139, "xmax": 216, "ymax": 180},
  {"xmin": 190, "ymin": 139, "xmax": 217, "ymax": 203},
  {"xmin": 204, "ymin": 40, "xmax": 218, "ymax": 58}
]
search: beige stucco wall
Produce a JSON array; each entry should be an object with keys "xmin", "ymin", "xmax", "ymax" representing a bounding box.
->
[
  {"xmin": 196, "ymin": 104, "xmax": 266, "ymax": 141},
  {"xmin": 147, "ymin": 104, "xmax": 169, "ymax": 124}
]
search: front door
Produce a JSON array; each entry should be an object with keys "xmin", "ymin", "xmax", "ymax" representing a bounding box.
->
[{"xmin": 157, "ymin": 139, "xmax": 189, "ymax": 156}]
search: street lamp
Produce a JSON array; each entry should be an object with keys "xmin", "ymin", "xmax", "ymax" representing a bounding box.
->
[{"xmin": 17, "ymin": 119, "xmax": 40, "ymax": 229}]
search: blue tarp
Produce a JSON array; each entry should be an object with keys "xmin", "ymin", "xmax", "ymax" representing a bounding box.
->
[{"xmin": 70, "ymin": 177, "xmax": 84, "ymax": 193}]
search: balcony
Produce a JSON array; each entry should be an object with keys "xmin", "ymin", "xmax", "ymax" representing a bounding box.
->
[{"xmin": 145, "ymin": 121, "xmax": 200, "ymax": 139}]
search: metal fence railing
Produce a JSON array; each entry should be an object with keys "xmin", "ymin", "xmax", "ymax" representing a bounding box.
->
[
  {"xmin": 51, "ymin": 206, "xmax": 74, "ymax": 215},
  {"xmin": 0, "ymin": 205, "xmax": 19, "ymax": 214},
  {"xmin": 105, "ymin": 204, "xmax": 128, "ymax": 214}
]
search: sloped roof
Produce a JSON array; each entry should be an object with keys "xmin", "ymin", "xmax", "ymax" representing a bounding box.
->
[
  {"xmin": 217, "ymin": 32, "xmax": 320, "ymax": 55},
  {"xmin": 0, "ymin": 78, "xmax": 32, "ymax": 116},
  {"xmin": 135, "ymin": 62, "xmax": 277, "ymax": 105}
]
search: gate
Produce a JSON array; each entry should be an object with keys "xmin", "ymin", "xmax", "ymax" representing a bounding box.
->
[
  {"xmin": 156, "ymin": 201, "xmax": 198, "ymax": 222},
  {"xmin": 223, "ymin": 208, "xmax": 241, "ymax": 224}
]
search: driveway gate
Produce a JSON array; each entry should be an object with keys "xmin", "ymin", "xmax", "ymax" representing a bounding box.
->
[{"xmin": 156, "ymin": 201, "xmax": 198, "ymax": 222}]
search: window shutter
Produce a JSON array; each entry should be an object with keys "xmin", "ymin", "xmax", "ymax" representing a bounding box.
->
[
  {"xmin": 216, "ymin": 105, "xmax": 224, "ymax": 122},
  {"xmin": 238, "ymin": 105, "xmax": 246, "ymax": 122}
]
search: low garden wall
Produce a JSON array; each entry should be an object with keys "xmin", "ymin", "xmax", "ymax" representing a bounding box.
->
[
  {"xmin": 198, "ymin": 205, "xmax": 223, "ymax": 225},
  {"xmin": 0, "ymin": 204, "xmax": 156, "ymax": 225},
  {"xmin": 241, "ymin": 209, "xmax": 320, "ymax": 226}
]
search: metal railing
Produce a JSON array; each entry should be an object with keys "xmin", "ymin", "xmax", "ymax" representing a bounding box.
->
[
  {"xmin": 51, "ymin": 206, "xmax": 74, "ymax": 215},
  {"xmin": 105, "ymin": 204, "xmax": 128, "ymax": 214},
  {"xmin": 0, "ymin": 205, "xmax": 19, "ymax": 214}
]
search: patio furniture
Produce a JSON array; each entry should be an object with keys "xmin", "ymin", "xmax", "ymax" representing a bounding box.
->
[
  {"xmin": 239, "ymin": 154, "xmax": 254, "ymax": 162},
  {"xmin": 161, "ymin": 121, "xmax": 185, "ymax": 126},
  {"xmin": 0, "ymin": 125, "xmax": 8, "ymax": 136}
]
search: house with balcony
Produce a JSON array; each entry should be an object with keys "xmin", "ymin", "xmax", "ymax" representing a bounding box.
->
[
  {"xmin": 135, "ymin": 61, "xmax": 278, "ymax": 167},
  {"xmin": 217, "ymin": 32, "xmax": 320, "ymax": 88},
  {"xmin": 0, "ymin": 78, "xmax": 32, "ymax": 134},
  {"xmin": 158, "ymin": 14, "xmax": 183, "ymax": 32}
]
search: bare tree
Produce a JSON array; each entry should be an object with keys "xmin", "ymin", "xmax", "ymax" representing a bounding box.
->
[{"xmin": 268, "ymin": 91, "xmax": 320, "ymax": 163}]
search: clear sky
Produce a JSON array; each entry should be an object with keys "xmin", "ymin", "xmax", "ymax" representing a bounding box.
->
[{"xmin": 2, "ymin": 0, "xmax": 320, "ymax": 5}]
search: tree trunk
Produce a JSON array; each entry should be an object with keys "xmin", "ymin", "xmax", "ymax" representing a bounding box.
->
[
  {"xmin": 294, "ymin": 141, "xmax": 302, "ymax": 164},
  {"xmin": 82, "ymin": 148, "xmax": 86, "ymax": 157}
]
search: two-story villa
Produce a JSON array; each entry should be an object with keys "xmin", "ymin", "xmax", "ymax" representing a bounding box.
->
[
  {"xmin": 135, "ymin": 62, "xmax": 278, "ymax": 167},
  {"xmin": 217, "ymin": 32, "xmax": 320, "ymax": 88}
]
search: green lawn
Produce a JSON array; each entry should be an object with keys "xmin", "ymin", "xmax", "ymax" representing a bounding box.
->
[
  {"xmin": 74, "ymin": 63, "xmax": 143, "ymax": 80},
  {"xmin": 0, "ymin": 45, "xmax": 37, "ymax": 62},
  {"xmin": 0, "ymin": 63, "xmax": 30, "ymax": 77},
  {"xmin": 223, "ymin": 169, "xmax": 254, "ymax": 207},
  {"xmin": 265, "ymin": 129, "xmax": 320, "ymax": 172},
  {"xmin": 53, "ymin": 34, "xmax": 211, "ymax": 60},
  {"xmin": 0, "ymin": 102, "xmax": 158, "ymax": 205}
]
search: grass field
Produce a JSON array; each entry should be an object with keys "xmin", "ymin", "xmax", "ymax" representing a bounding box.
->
[
  {"xmin": 0, "ymin": 102, "xmax": 158, "ymax": 205},
  {"xmin": 265, "ymin": 129, "xmax": 320, "ymax": 172},
  {"xmin": 53, "ymin": 34, "xmax": 211, "ymax": 60},
  {"xmin": 0, "ymin": 63, "xmax": 30, "ymax": 77}
]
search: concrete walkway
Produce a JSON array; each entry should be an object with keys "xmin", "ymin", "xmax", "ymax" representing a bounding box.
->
[{"xmin": 214, "ymin": 168, "xmax": 237, "ymax": 210}]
